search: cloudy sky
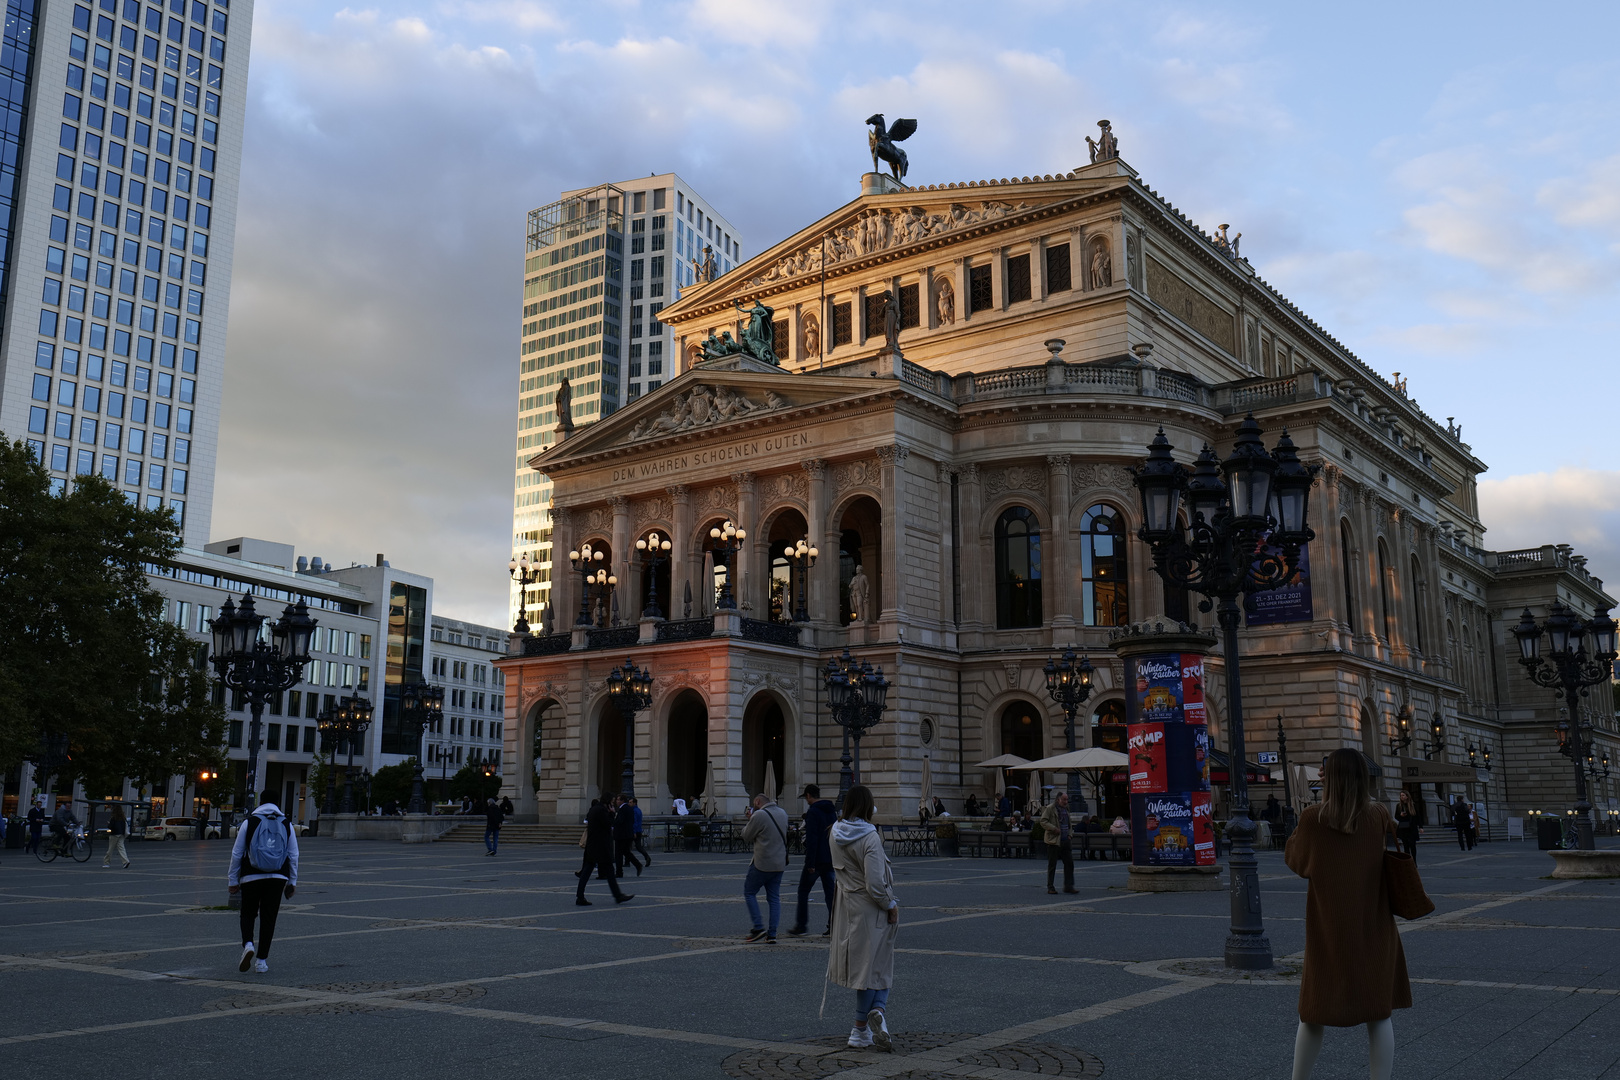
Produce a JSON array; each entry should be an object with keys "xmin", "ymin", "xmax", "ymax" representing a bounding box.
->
[{"xmin": 213, "ymin": 1, "xmax": 1620, "ymax": 627}]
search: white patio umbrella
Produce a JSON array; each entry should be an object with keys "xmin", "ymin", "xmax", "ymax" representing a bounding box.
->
[
  {"xmin": 919, "ymin": 754, "xmax": 933, "ymax": 817},
  {"xmin": 1016, "ymin": 748, "xmax": 1129, "ymax": 810},
  {"xmin": 763, "ymin": 760, "xmax": 778, "ymax": 802},
  {"xmin": 976, "ymin": 754, "xmax": 1028, "ymax": 809},
  {"xmin": 701, "ymin": 760, "xmax": 718, "ymax": 818}
]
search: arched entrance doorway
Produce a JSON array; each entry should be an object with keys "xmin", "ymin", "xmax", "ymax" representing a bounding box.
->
[
  {"xmin": 1000, "ymin": 700, "xmax": 1044, "ymax": 808},
  {"xmin": 837, "ymin": 497, "xmax": 882, "ymax": 625},
  {"xmin": 666, "ymin": 690, "xmax": 709, "ymax": 806},
  {"xmin": 765, "ymin": 508, "xmax": 810, "ymax": 623},
  {"xmin": 743, "ymin": 694, "xmax": 787, "ymax": 798},
  {"xmin": 596, "ymin": 704, "xmax": 627, "ymax": 800}
]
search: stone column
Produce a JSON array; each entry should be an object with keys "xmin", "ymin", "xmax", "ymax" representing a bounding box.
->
[
  {"xmin": 550, "ymin": 505, "xmax": 574, "ymax": 628},
  {"xmin": 803, "ymin": 460, "xmax": 830, "ymax": 624},
  {"xmin": 958, "ymin": 464, "xmax": 984, "ymax": 634},
  {"xmin": 876, "ymin": 445, "xmax": 910, "ymax": 626},
  {"xmin": 1318, "ymin": 465, "xmax": 1346, "ymax": 649},
  {"xmin": 1046, "ymin": 454, "xmax": 1075, "ymax": 639},
  {"xmin": 668, "ymin": 485, "xmax": 691, "ymax": 618},
  {"xmin": 733, "ymin": 471, "xmax": 757, "ymax": 614},
  {"xmin": 955, "ymin": 258, "xmax": 969, "ymax": 322},
  {"xmin": 610, "ymin": 496, "xmax": 631, "ymax": 622}
]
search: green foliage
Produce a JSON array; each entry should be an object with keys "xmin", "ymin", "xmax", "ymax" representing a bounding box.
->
[
  {"xmin": 0, "ymin": 435, "xmax": 217, "ymax": 789},
  {"xmin": 369, "ymin": 760, "xmax": 418, "ymax": 808},
  {"xmin": 448, "ymin": 761, "xmax": 501, "ymax": 803}
]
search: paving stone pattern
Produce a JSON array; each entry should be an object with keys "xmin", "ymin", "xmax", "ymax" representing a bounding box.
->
[{"xmin": 0, "ymin": 838, "xmax": 1617, "ymax": 1079}]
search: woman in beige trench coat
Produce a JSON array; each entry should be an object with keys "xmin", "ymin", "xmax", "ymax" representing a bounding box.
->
[
  {"xmin": 1285, "ymin": 749, "xmax": 1411, "ymax": 1080},
  {"xmin": 826, "ymin": 785, "xmax": 899, "ymax": 1051}
]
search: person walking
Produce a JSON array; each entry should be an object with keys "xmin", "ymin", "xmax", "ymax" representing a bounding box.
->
[
  {"xmin": 102, "ymin": 805, "xmax": 131, "ymax": 868},
  {"xmin": 576, "ymin": 797, "xmax": 631, "ymax": 906},
  {"xmin": 1450, "ymin": 796, "xmax": 1471, "ymax": 852},
  {"xmin": 1038, "ymin": 792, "xmax": 1078, "ymax": 893},
  {"xmin": 613, "ymin": 795, "xmax": 643, "ymax": 877},
  {"xmin": 25, "ymin": 799, "xmax": 45, "ymax": 856},
  {"xmin": 1394, "ymin": 791, "xmax": 1420, "ymax": 862},
  {"xmin": 484, "ymin": 797, "xmax": 504, "ymax": 856},
  {"xmin": 740, "ymin": 792, "xmax": 790, "ymax": 943},
  {"xmin": 826, "ymin": 784, "xmax": 899, "ymax": 1052},
  {"xmin": 228, "ymin": 795, "xmax": 299, "ymax": 975},
  {"xmin": 788, "ymin": 784, "xmax": 837, "ymax": 938},
  {"xmin": 630, "ymin": 797, "xmax": 652, "ymax": 867},
  {"xmin": 1284, "ymin": 749, "xmax": 1410, "ymax": 1080}
]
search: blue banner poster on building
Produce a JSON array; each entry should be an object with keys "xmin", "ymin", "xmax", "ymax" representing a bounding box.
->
[{"xmin": 1244, "ymin": 542, "xmax": 1313, "ymax": 626}]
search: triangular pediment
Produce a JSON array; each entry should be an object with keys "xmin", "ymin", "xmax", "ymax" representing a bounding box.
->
[
  {"xmin": 527, "ymin": 365, "xmax": 894, "ymax": 473},
  {"xmin": 663, "ymin": 169, "xmax": 1131, "ymax": 321}
]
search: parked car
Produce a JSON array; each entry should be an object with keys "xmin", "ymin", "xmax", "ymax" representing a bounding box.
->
[
  {"xmin": 142, "ymin": 818, "xmax": 223, "ymax": 841},
  {"xmin": 227, "ymin": 820, "xmax": 308, "ymax": 839}
]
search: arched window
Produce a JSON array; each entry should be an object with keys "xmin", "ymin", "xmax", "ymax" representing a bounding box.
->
[
  {"xmin": 1340, "ymin": 521, "xmax": 1359, "ymax": 634},
  {"xmin": 1409, "ymin": 554, "xmax": 1425, "ymax": 653},
  {"xmin": 1000, "ymin": 700, "xmax": 1044, "ymax": 761},
  {"xmin": 1080, "ymin": 504, "xmax": 1127, "ymax": 626},
  {"xmin": 1377, "ymin": 539, "xmax": 1395, "ymax": 643},
  {"xmin": 995, "ymin": 507, "xmax": 1042, "ymax": 628}
]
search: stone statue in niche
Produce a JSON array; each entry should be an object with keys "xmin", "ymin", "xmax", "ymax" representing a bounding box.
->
[
  {"xmin": 848, "ymin": 565, "xmax": 871, "ymax": 624},
  {"xmin": 877, "ymin": 289, "xmax": 900, "ymax": 354},
  {"xmin": 1086, "ymin": 119, "xmax": 1119, "ymax": 163},
  {"xmin": 935, "ymin": 276, "xmax": 955, "ymax": 325},
  {"xmin": 1126, "ymin": 230, "xmax": 1142, "ymax": 289},
  {"xmin": 1088, "ymin": 236, "xmax": 1112, "ymax": 289},
  {"xmin": 801, "ymin": 312, "xmax": 821, "ymax": 358}
]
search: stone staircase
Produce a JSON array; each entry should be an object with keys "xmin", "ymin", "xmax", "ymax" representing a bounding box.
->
[{"xmin": 435, "ymin": 821, "xmax": 581, "ymax": 845}]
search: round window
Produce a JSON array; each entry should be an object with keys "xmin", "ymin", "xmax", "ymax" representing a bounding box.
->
[{"xmin": 919, "ymin": 716, "xmax": 935, "ymax": 748}]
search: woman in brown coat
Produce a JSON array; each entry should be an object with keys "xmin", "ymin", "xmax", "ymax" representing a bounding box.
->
[{"xmin": 1284, "ymin": 749, "xmax": 1410, "ymax": 1080}]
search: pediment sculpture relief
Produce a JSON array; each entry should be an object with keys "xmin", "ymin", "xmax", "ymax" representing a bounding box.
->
[
  {"xmin": 626, "ymin": 384, "xmax": 791, "ymax": 441},
  {"xmin": 752, "ymin": 201, "xmax": 1032, "ymax": 285}
]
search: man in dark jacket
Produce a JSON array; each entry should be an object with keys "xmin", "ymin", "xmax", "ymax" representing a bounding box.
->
[
  {"xmin": 483, "ymin": 798, "xmax": 504, "ymax": 856},
  {"xmin": 613, "ymin": 795, "xmax": 643, "ymax": 877},
  {"xmin": 577, "ymin": 798, "xmax": 632, "ymax": 906},
  {"xmin": 786, "ymin": 784, "xmax": 837, "ymax": 938}
]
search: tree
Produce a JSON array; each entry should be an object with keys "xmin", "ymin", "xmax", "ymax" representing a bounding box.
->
[
  {"xmin": 369, "ymin": 760, "xmax": 418, "ymax": 809},
  {"xmin": 0, "ymin": 436, "xmax": 219, "ymax": 792},
  {"xmin": 448, "ymin": 761, "xmax": 501, "ymax": 803}
]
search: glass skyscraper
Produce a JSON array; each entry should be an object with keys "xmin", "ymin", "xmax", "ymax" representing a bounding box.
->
[
  {"xmin": 509, "ymin": 173, "xmax": 742, "ymax": 630},
  {"xmin": 0, "ymin": 0, "xmax": 251, "ymax": 547}
]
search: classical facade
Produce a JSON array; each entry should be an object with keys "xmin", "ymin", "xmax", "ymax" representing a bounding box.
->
[{"xmin": 494, "ymin": 149, "xmax": 1616, "ymax": 829}]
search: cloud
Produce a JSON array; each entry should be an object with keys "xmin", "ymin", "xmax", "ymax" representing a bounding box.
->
[{"xmin": 1478, "ymin": 468, "xmax": 1620, "ymax": 592}]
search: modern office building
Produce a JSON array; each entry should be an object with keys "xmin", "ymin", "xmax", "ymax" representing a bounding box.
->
[
  {"xmin": 510, "ymin": 172, "xmax": 742, "ymax": 630},
  {"xmin": 426, "ymin": 615, "xmax": 509, "ymax": 791},
  {"xmin": 0, "ymin": 0, "xmax": 253, "ymax": 547}
]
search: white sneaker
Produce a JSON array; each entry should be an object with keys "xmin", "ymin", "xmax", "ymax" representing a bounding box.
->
[
  {"xmin": 238, "ymin": 943, "xmax": 255, "ymax": 972},
  {"xmin": 867, "ymin": 1009, "xmax": 892, "ymax": 1052},
  {"xmin": 254, "ymin": 959, "xmax": 269, "ymax": 974},
  {"xmin": 847, "ymin": 1025, "xmax": 874, "ymax": 1048}
]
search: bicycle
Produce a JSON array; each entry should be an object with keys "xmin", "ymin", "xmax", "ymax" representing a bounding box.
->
[
  {"xmin": 1560, "ymin": 819, "xmax": 1581, "ymax": 850},
  {"xmin": 35, "ymin": 825, "xmax": 92, "ymax": 863}
]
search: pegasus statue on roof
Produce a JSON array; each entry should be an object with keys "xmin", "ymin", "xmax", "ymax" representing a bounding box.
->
[{"xmin": 866, "ymin": 114, "xmax": 917, "ymax": 183}]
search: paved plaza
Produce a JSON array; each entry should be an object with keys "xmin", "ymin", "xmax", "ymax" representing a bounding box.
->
[{"xmin": 1, "ymin": 836, "xmax": 1617, "ymax": 1079}]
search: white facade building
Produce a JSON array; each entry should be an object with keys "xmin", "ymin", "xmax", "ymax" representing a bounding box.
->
[
  {"xmin": 426, "ymin": 615, "xmax": 508, "ymax": 793},
  {"xmin": 0, "ymin": 0, "xmax": 253, "ymax": 546},
  {"xmin": 510, "ymin": 172, "xmax": 742, "ymax": 629}
]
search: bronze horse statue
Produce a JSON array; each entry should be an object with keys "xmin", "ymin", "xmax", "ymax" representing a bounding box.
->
[{"xmin": 866, "ymin": 114, "xmax": 917, "ymax": 183}]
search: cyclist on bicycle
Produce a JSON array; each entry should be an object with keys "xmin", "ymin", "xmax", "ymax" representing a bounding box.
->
[{"xmin": 50, "ymin": 803, "xmax": 79, "ymax": 853}]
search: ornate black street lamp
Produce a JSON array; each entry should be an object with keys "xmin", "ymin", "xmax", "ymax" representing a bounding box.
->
[
  {"xmin": 605, "ymin": 658, "xmax": 653, "ymax": 799},
  {"xmin": 568, "ymin": 542, "xmax": 610, "ymax": 627},
  {"xmin": 782, "ymin": 537, "xmax": 819, "ymax": 623},
  {"xmin": 1512, "ymin": 602, "xmax": 1618, "ymax": 851},
  {"xmin": 1043, "ymin": 649, "xmax": 1095, "ymax": 811},
  {"xmin": 823, "ymin": 648, "xmax": 891, "ymax": 804},
  {"xmin": 636, "ymin": 531, "xmax": 674, "ymax": 619},
  {"xmin": 1388, "ymin": 705, "xmax": 1413, "ymax": 756},
  {"xmin": 1132, "ymin": 416, "xmax": 1317, "ymax": 971},
  {"xmin": 1422, "ymin": 715, "xmax": 1446, "ymax": 760},
  {"xmin": 209, "ymin": 593, "xmax": 317, "ymax": 802},
  {"xmin": 708, "ymin": 519, "xmax": 747, "ymax": 610},
  {"xmin": 402, "ymin": 681, "xmax": 445, "ymax": 815},
  {"xmin": 1276, "ymin": 714, "xmax": 1293, "ymax": 824},
  {"xmin": 509, "ymin": 553, "xmax": 540, "ymax": 633},
  {"xmin": 319, "ymin": 694, "xmax": 374, "ymax": 814}
]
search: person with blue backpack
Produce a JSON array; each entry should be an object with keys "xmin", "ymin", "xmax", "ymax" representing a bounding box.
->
[{"xmin": 228, "ymin": 795, "xmax": 299, "ymax": 974}]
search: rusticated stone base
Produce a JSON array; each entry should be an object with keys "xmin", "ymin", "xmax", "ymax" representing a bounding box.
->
[{"xmin": 1127, "ymin": 864, "xmax": 1223, "ymax": 891}]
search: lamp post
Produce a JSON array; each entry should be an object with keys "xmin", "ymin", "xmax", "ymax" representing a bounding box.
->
[
  {"xmin": 209, "ymin": 593, "xmax": 317, "ymax": 802},
  {"xmin": 509, "ymin": 553, "xmax": 539, "ymax": 633},
  {"xmin": 1512, "ymin": 603, "xmax": 1618, "ymax": 851},
  {"xmin": 1276, "ymin": 715, "xmax": 1292, "ymax": 823},
  {"xmin": 1388, "ymin": 705, "xmax": 1413, "ymax": 757},
  {"xmin": 782, "ymin": 537, "xmax": 819, "ymax": 623},
  {"xmin": 708, "ymin": 519, "xmax": 747, "ymax": 610},
  {"xmin": 823, "ymin": 648, "xmax": 891, "ymax": 805},
  {"xmin": 1422, "ymin": 715, "xmax": 1445, "ymax": 760},
  {"xmin": 402, "ymin": 681, "xmax": 445, "ymax": 815},
  {"xmin": 1043, "ymin": 649, "xmax": 1095, "ymax": 811},
  {"xmin": 1131, "ymin": 416, "xmax": 1317, "ymax": 971},
  {"xmin": 568, "ymin": 542, "xmax": 609, "ymax": 626},
  {"xmin": 322, "ymin": 694, "xmax": 374, "ymax": 814},
  {"xmin": 636, "ymin": 532, "xmax": 674, "ymax": 619},
  {"xmin": 604, "ymin": 659, "xmax": 653, "ymax": 799}
]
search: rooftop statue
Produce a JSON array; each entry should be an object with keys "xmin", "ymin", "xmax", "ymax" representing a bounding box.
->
[
  {"xmin": 705, "ymin": 297, "xmax": 777, "ymax": 365},
  {"xmin": 866, "ymin": 113, "xmax": 917, "ymax": 183},
  {"xmin": 1086, "ymin": 119, "xmax": 1119, "ymax": 163},
  {"xmin": 554, "ymin": 375, "xmax": 574, "ymax": 434},
  {"xmin": 690, "ymin": 243, "xmax": 719, "ymax": 284}
]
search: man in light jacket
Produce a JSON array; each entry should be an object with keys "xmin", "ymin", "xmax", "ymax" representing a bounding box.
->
[
  {"xmin": 228, "ymin": 796, "xmax": 299, "ymax": 974},
  {"xmin": 740, "ymin": 793, "xmax": 790, "ymax": 943}
]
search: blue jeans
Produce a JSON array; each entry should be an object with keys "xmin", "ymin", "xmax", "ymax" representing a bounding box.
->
[
  {"xmin": 743, "ymin": 865, "xmax": 784, "ymax": 934},
  {"xmin": 485, "ymin": 826, "xmax": 499, "ymax": 853},
  {"xmin": 794, "ymin": 863, "xmax": 836, "ymax": 932},
  {"xmin": 855, "ymin": 987, "xmax": 890, "ymax": 1024}
]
